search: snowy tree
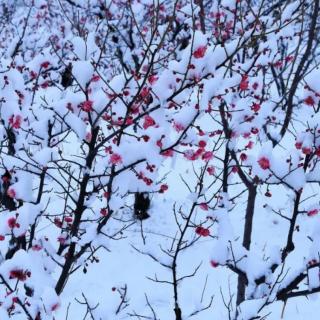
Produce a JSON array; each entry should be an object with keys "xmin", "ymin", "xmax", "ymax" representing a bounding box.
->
[{"xmin": 0, "ymin": 0, "xmax": 320, "ymax": 319}]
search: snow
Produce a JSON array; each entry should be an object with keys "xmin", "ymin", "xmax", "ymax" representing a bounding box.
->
[
  {"xmin": 0, "ymin": 0, "xmax": 320, "ymax": 319},
  {"xmin": 72, "ymin": 60, "xmax": 94, "ymax": 89}
]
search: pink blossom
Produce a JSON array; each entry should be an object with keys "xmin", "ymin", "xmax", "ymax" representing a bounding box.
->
[
  {"xmin": 193, "ymin": 46, "xmax": 207, "ymax": 59},
  {"xmin": 57, "ymin": 236, "xmax": 66, "ymax": 244},
  {"xmin": 7, "ymin": 188, "xmax": 16, "ymax": 198},
  {"xmin": 140, "ymin": 87, "xmax": 150, "ymax": 99},
  {"xmin": 148, "ymin": 75, "xmax": 158, "ymax": 85},
  {"xmin": 251, "ymin": 103, "xmax": 260, "ymax": 112},
  {"xmin": 161, "ymin": 149, "xmax": 174, "ymax": 157},
  {"xmin": 100, "ymin": 208, "xmax": 108, "ymax": 216},
  {"xmin": 307, "ymin": 209, "xmax": 318, "ymax": 217},
  {"xmin": 246, "ymin": 141, "xmax": 254, "ymax": 149},
  {"xmin": 109, "ymin": 153, "xmax": 122, "ymax": 165},
  {"xmin": 239, "ymin": 75, "xmax": 249, "ymax": 91},
  {"xmin": 32, "ymin": 245, "xmax": 42, "ymax": 251},
  {"xmin": 8, "ymin": 217, "xmax": 17, "ymax": 229},
  {"xmin": 51, "ymin": 303, "xmax": 60, "ymax": 311},
  {"xmin": 195, "ymin": 226, "xmax": 210, "ymax": 237},
  {"xmin": 302, "ymin": 147, "xmax": 311, "ymax": 155},
  {"xmin": 207, "ymin": 166, "xmax": 215, "ymax": 175},
  {"xmin": 258, "ymin": 157, "xmax": 270, "ymax": 170},
  {"xmin": 159, "ymin": 184, "xmax": 168, "ymax": 193},
  {"xmin": 30, "ymin": 70, "xmax": 37, "ymax": 79},
  {"xmin": 9, "ymin": 115, "xmax": 22, "ymax": 129},
  {"xmin": 143, "ymin": 115, "xmax": 156, "ymax": 129},
  {"xmin": 81, "ymin": 100, "xmax": 93, "ymax": 112},
  {"xmin": 184, "ymin": 150, "xmax": 198, "ymax": 161},
  {"xmin": 199, "ymin": 203, "xmax": 209, "ymax": 211},
  {"xmin": 202, "ymin": 151, "xmax": 213, "ymax": 161},
  {"xmin": 41, "ymin": 61, "xmax": 50, "ymax": 69},
  {"xmin": 304, "ymin": 96, "xmax": 315, "ymax": 106},
  {"xmin": 9, "ymin": 269, "xmax": 30, "ymax": 281},
  {"xmin": 64, "ymin": 216, "xmax": 73, "ymax": 223},
  {"xmin": 85, "ymin": 132, "xmax": 92, "ymax": 143},
  {"xmin": 240, "ymin": 153, "xmax": 247, "ymax": 161},
  {"xmin": 173, "ymin": 122, "xmax": 185, "ymax": 132},
  {"xmin": 232, "ymin": 166, "xmax": 238, "ymax": 173},
  {"xmin": 91, "ymin": 74, "xmax": 100, "ymax": 82},
  {"xmin": 210, "ymin": 260, "xmax": 219, "ymax": 268},
  {"xmin": 252, "ymin": 82, "xmax": 259, "ymax": 90}
]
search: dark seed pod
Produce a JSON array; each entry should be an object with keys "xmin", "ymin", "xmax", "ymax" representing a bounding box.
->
[
  {"xmin": 134, "ymin": 192, "xmax": 150, "ymax": 220},
  {"xmin": 61, "ymin": 63, "xmax": 73, "ymax": 89}
]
